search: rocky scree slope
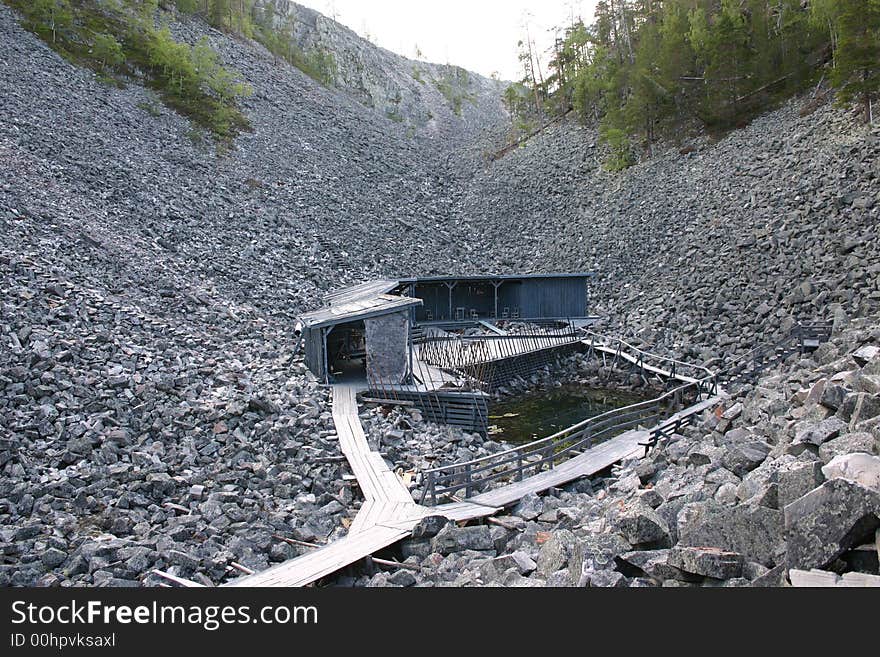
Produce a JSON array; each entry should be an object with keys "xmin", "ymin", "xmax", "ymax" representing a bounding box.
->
[
  {"xmin": 457, "ymin": 100, "xmax": 880, "ymax": 370},
  {"xmin": 1, "ymin": 0, "xmax": 880, "ymax": 589},
  {"xmin": 0, "ymin": 4, "xmax": 506, "ymax": 586},
  {"xmin": 349, "ymin": 324, "xmax": 880, "ymax": 587}
]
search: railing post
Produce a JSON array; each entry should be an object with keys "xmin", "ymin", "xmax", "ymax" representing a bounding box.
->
[
  {"xmin": 428, "ymin": 472, "xmax": 436, "ymax": 506},
  {"xmin": 465, "ymin": 463, "xmax": 473, "ymax": 498},
  {"xmin": 516, "ymin": 452, "xmax": 524, "ymax": 482}
]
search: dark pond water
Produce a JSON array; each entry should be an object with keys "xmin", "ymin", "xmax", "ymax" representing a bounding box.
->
[{"xmin": 488, "ymin": 384, "xmax": 649, "ymax": 444}]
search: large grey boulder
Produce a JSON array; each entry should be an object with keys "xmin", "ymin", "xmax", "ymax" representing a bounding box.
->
[
  {"xmin": 837, "ymin": 393, "xmax": 880, "ymax": 425},
  {"xmin": 853, "ymin": 345, "xmax": 880, "ymax": 367},
  {"xmin": 512, "ymin": 492, "xmax": 544, "ymax": 521},
  {"xmin": 792, "ymin": 417, "xmax": 848, "ymax": 447},
  {"xmin": 612, "ymin": 503, "xmax": 671, "ymax": 548},
  {"xmin": 721, "ymin": 440, "xmax": 771, "ymax": 477},
  {"xmin": 820, "ymin": 383, "xmax": 848, "ymax": 411},
  {"xmin": 667, "ymin": 546, "xmax": 745, "ymax": 580},
  {"xmin": 544, "ymin": 569, "xmax": 576, "ymax": 587},
  {"xmin": 577, "ymin": 533, "xmax": 633, "ymax": 572},
  {"xmin": 431, "ymin": 525, "xmax": 494, "ymax": 555},
  {"xmin": 749, "ymin": 564, "xmax": 787, "ymax": 587},
  {"xmin": 614, "ymin": 549, "xmax": 694, "ymax": 583},
  {"xmin": 736, "ymin": 455, "xmax": 819, "ymax": 508},
  {"xmin": 678, "ymin": 501, "xmax": 785, "ymax": 567},
  {"xmin": 411, "ymin": 515, "xmax": 449, "ymax": 539},
  {"xmin": 774, "ymin": 459, "xmax": 825, "ymax": 508},
  {"xmin": 497, "ymin": 551, "xmax": 537, "ymax": 576},
  {"xmin": 583, "ymin": 570, "xmax": 628, "ymax": 588},
  {"xmin": 784, "ymin": 479, "xmax": 880, "ymax": 570},
  {"xmin": 818, "ymin": 432, "xmax": 878, "ymax": 462},
  {"xmin": 535, "ymin": 530, "xmax": 578, "ymax": 578},
  {"xmin": 821, "ymin": 453, "xmax": 880, "ymax": 492}
]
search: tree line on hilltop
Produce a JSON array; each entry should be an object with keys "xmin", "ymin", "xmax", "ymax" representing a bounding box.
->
[{"xmin": 507, "ymin": 0, "xmax": 879, "ymax": 169}]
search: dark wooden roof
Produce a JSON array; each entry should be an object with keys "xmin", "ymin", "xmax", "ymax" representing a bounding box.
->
[
  {"xmin": 397, "ymin": 273, "xmax": 594, "ymax": 284},
  {"xmin": 322, "ymin": 279, "xmax": 399, "ymax": 305},
  {"xmin": 300, "ymin": 293, "xmax": 421, "ymax": 329}
]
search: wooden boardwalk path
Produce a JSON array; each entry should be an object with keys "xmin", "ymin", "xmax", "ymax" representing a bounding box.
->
[
  {"xmin": 224, "ymin": 385, "xmax": 499, "ymax": 587},
  {"xmin": 330, "ymin": 384, "xmax": 413, "ymax": 505},
  {"xmin": 158, "ymin": 373, "xmax": 721, "ymax": 588}
]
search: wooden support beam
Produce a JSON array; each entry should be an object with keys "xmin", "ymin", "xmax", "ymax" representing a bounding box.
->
[
  {"xmin": 273, "ymin": 534, "xmax": 323, "ymax": 550},
  {"xmin": 487, "ymin": 516, "xmax": 521, "ymax": 531},
  {"xmin": 151, "ymin": 570, "xmax": 206, "ymax": 587},
  {"xmin": 360, "ymin": 397, "xmax": 416, "ymax": 407},
  {"xmin": 368, "ymin": 556, "xmax": 420, "ymax": 572},
  {"xmin": 230, "ymin": 562, "xmax": 256, "ymax": 575}
]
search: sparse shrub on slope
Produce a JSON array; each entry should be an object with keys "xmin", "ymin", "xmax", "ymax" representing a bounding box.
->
[{"xmin": 3, "ymin": 0, "xmax": 252, "ymax": 145}]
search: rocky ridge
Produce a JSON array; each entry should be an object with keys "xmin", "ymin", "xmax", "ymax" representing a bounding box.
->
[{"xmin": 254, "ymin": 1, "xmax": 509, "ymax": 143}]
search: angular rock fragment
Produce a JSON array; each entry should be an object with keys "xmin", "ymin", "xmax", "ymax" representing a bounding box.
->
[
  {"xmin": 784, "ymin": 479, "xmax": 880, "ymax": 570},
  {"xmin": 667, "ymin": 546, "xmax": 745, "ymax": 580}
]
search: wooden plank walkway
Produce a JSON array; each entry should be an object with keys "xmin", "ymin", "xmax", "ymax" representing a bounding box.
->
[
  {"xmin": 162, "ymin": 383, "xmax": 721, "ymax": 588},
  {"xmin": 466, "ymin": 397, "xmax": 719, "ymax": 508},
  {"xmin": 590, "ymin": 341, "xmax": 702, "ymax": 384},
  {"xmin": 223, "ymin": 384, "xmax": 499, "ymax": 588},
  {"xmin": 467, "ymin": 428, "xmax": 648, "ymax": 508},
  {"xmin": 226, "ymin": 524, "xmax": 413, "ymax": 587},
  {"xmin": 331, "ymin": 384, "xmax": 413, "ymax": 505}
]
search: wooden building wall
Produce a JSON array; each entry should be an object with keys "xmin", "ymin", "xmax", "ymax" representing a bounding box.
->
[
  {"xmin": 302, "ymin": 326, "xmax": 325, "ymax": 380},
  {"xmin": 409, "ymin": 276, "xmax": 589, "ymax": 323},
  {"xmin": 516, "ymin": 277, "xmax": 588, "ymax": 319}
]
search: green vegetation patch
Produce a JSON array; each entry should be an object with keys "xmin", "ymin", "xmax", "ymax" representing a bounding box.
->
[
  {"xmin": 4, "ymin": 0, "xmax": 252, "ymax": 145},
  {"xmin": 433, "ymin": 67, "xmax": 476, "ymax": 117},
  {"xmin": 525, "ymin": 0, "xmax": 880, "ymax": 170}
]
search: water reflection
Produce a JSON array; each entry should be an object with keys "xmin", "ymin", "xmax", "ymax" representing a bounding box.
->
[{"xmin": 489, "ymin": 384, "xmax": 648, "ymax": 444}]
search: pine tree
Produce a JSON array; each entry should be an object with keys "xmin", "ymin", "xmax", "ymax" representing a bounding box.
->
[
  {"xmin": 209, "ymin": 0, "xmax": 231, "ymax": 31},
  {"xmin": 831, "ymin": 0, "xmax": 880, "ymax": 123},
  {"xmin": 703, "ymin": 0, "xmax": 753, "ymax": 125},
  {"xmin": 175, "ymin": 0, "xmax": 199, "ymax": 14},
  {"xmin": 92, "ymin": 33, "xmax": 124, "ymax": 70},
  {"xmin": 27, "ymin": 0, "xmax": 72, "ymax": 44}
]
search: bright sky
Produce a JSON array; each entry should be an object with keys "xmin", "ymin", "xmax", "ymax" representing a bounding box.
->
[{"xmin": 296, "ymin": 1, "xmax": 600, "ymax": 81}]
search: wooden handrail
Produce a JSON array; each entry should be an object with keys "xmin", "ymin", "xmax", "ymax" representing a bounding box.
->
[
  {"xmin": 418, "ymin": 329, "xmax": 723, "ymax": 504},
  {"xmin": 419, "ymin": 320, "xmax": 832, "ymax": 504}
]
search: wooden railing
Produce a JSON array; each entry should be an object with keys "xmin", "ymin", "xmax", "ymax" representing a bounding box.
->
[
  {"xmin": 580, "ymin": 330, "xmax": 715, "ymax": 386},
  {"xmin": 418, "ymin": 328, "xmax": 583, "ymax": 369},
  {"xmin": 418, "ymin": 332, "xmax": 718, "ymax": 505},
  {"xmin": 722, "ymin": 320, "xmax": 832, "ymax": 386}
]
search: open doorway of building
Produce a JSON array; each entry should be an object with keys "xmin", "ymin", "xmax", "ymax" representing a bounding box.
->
[{"xmin": 326, "ymin": 320, "xmax": 367, "ymax": 383}]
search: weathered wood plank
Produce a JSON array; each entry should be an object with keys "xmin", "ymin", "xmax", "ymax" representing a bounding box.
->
[
  {"xmin": 226, "ymin": 525, "xmax": 411, "ymax": 587},
  {"xmin": 789, "ymin": 569, "xmax": 880, "ymax": 587},
  {"xmin": 151, "ymin": 570, "xmax": 205, "ymax": 588},
  {"xmin": 223, "ymin": 383, "xmax": 719, "ymax": 587},
  {"xmin": 467, "ymin": 429, "xmax": 646, "ymax": 508}
]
